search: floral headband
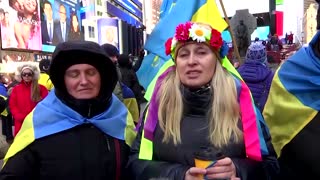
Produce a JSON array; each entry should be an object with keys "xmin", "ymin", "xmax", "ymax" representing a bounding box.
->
[{"xmin": 165, "ymin": 21, "xmax": 229, "ymax": 59}]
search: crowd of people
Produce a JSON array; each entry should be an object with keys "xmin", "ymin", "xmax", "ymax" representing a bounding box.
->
[{"xmin": 0, "ymin": 1, "xmax": 319, "ymax": 180}]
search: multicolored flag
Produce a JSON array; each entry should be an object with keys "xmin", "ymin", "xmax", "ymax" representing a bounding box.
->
[{"xmin": 137, "ymin": 0, "xmax": 228, "ymax": 91}]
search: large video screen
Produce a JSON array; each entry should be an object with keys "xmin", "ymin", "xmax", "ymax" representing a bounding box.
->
[
  {"xmin": 222, "ymin": 26, "xmax": 270, "ymax": 43},
  {"xmin": 40, "ymin": 0, "xmax": 83, "ymax": 52},
  {"xmin": 0, "ymin": 0, "xmax": 42, "ymax": 50},
  {"xmin": 0, "ymin": 0, "xmax": 83, "ymax": 52}
]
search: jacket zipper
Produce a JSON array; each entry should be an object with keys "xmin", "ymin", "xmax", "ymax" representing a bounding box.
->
[
  {"xmin": 88, "ymin": 104, "xmax": 92, "ymax": 117},
  {"xmin": 106, "ymin": 136, "xmax": 111, "ymax": 151}
]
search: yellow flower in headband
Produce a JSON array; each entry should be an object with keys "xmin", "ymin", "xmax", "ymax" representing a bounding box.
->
[{"xmin": 189, "ymin": 23, "xmax": 211, "ymax": 43}]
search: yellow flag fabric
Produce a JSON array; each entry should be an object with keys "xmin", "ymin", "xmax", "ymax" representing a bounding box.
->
[
  {"xmin": 263, "ymin": 70, "xmax": 317, "ymax": 157},
  {"xmin": 191, "ymin": 0, "xmax": 228, "ymax": 32},
  {"xmin": 38, "ymin": 73, "xmax": 54, "ymax": 91}
]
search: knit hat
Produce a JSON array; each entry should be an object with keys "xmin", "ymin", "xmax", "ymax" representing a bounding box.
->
[
  {"xmin": 245, "ymin": 42, "xmax": 267, "ymax": 63},
  {"xmin": 50, "ymin": 41, "xmax": 118, "ymax": 101},
  {"xmin": 118, "ymin": 54, "xmax": 131, "ymax": 68},
  {"xmin": 101, "ymin": 43, "xmax": 119, "ymax": 57},
  {"xmin": 15, "ymin": 63, "xmax": 40, "ymax": 82},
  {"xmin": 39, "ymin": 59, "xmax": 51, "ymax": 73}
]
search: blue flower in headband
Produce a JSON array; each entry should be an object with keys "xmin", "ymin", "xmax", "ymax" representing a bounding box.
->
[{"xmin": 219, "ymin": 41, "xmax": 229, "ymax": 58}]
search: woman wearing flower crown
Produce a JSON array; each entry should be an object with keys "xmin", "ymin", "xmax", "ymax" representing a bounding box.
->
[{"xmin": 127, "ymin": 22, "xmax": 279, "ymax": 180}]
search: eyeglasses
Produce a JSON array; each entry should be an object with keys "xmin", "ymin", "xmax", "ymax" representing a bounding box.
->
[{"xmin": 22, "ymin": 73, "xmax": 33, "ymax": 77}]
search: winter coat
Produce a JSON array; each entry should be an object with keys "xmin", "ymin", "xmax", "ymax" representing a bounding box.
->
[
  {"xmin": 0, "ymin": 91, "xmax": 136, "ymax": 180},
  {"xmin": 127, "ymin": 86, "xmax": 279, "ymax": 180},
  {"xmin": 277, "ymin": 112, "xmax": 320, "ymax": 179},
  {"xmin": 0, "ymin": 124, "xmax": 130, "ymax": 180},
  {"xmin": 9, "ymin": 81, "xmax": 48, "ymax": 135},
  {"xmin": 38, "ymin": 73, "xmax": 54, "ymax": 91},
  {"xmin": 118, "ymin": 55, "xmax": 144, "ymax": 105},
  {"xmin": 0, "ymin": 83, "xmax": 7, "ymax": 97},
  {"xmin": 237, "ymin": 61, "xmax": 274, "ymax": 112}
]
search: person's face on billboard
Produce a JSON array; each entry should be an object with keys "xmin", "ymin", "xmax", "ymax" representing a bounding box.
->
[
  {"xmin": 72, "ymin": 15, "xmax": 78, "ymax": 30},
  {"xmin": 11, "ymin": 0, "xmax": 24, "ymax": 12},
  {"xmin": 24, "ymin": 0, "xmax": 37, "ymax": 14},
  {"xmin": 43, "ymin": 3, "xmax": 53, "ymax": 20},
  {"xmin": 59, "ymin": 5, "xmax": 66, "ymax": 23},
  {"xmin": 106, "ymin": 28, "xmax": 114, "ymax": 43}
]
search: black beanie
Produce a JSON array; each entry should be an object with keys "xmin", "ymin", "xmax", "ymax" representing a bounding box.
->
[
  {"xmin": 50, "ymin": 41, "xmax": 118, "ymax": 101},
  {"xmin": 39, "ymin": 59, "xmax": 51, "ymax": 73},
  {"xmin": 101, "ymin": 43, "xmax": 119, "ymax": 57}
]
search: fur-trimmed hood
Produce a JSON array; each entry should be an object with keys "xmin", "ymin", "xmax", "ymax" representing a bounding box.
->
[{"xmin": 15, "ymin": 63, "xmax": 40, "ymax": 82}]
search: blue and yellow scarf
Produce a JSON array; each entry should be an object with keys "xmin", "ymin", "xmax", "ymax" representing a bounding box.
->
[{"xmin": 3, "ymin": 91, "xmax": 136, "ymax": 165}]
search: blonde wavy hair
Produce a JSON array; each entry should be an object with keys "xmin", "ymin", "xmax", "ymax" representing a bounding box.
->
[
  {"xmin": 158, "ymin": 52, "xmax": 242, "ymax": 148},
  {"xmin": 15, "ymin": 63, "xmax": 42, "ymax": 102}
]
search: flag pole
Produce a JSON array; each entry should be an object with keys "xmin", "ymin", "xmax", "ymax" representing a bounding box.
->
[{"xmin": 218, "ymin": 0, "xmax": 242, "ymax": 65}]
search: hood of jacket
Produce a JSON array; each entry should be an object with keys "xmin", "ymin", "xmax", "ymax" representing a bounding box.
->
[{"xmin": 237, "ymin": 61, "xmax": 272, "ymax": 83}]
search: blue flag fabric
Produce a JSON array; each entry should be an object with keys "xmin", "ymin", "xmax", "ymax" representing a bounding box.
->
[{"xmin": 159, "ymin": 0, "xmax": 177, "ymax": 19}]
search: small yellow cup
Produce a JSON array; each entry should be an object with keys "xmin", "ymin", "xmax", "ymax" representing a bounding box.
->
[
  {"xmin": 194, "ymin": 158, "xmax": 213, "ymax": 179},
  {"xmin": 194, "ymin": 158, "xmax": 212, "ymax": 169}
]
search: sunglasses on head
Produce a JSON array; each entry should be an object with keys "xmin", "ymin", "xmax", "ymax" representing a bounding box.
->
[{"xmin": 22, "ymin": 73, "xmax": 33, "ymax": 77}]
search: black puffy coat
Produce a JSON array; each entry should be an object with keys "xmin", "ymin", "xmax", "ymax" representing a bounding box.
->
[
  {"xmin": 0, "ymin": 124, "xmax": 130, "ymax": 180},
  {"xmin": 127, "ymin": 87, "xmax": 279, "ymax": 180},
  {"xmin": 118, "ymin": 54, "xmax": 144, "ymax": 105}
]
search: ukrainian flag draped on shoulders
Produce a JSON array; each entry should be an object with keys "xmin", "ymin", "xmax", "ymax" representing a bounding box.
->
[
  {"xmin": 3, "ymin": 91, "xmax": 136, "ymax": 166},
  {"xmin": 137, "ymin": 0, "xmax": 228, "ymax": 93},
  {"xmin": 263, "ymin": 31, "xmax": 320, "ymax": 157},
  {"xmin": 138, "ymin": 56, "xmax": 270, "ymax": 162}
]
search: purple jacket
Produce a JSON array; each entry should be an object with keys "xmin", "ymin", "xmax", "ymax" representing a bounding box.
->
[{"xmin": 237, "ymin": 61, "xmax": 274, "ymax": 112}]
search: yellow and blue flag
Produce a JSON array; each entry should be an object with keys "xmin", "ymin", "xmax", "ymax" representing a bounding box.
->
[
  {"xmin": 3, "ymin": 91, "xmax": 137, "ymax": 166},
  {"xmin": 121, "ymin": 83, "xmax": 140, "ymax": 123},
  {"xmin": 137, "ymin": 0, "xmax": 228, "ymax": 90},
  {"xmin": 263, "ymin": 31, "xmax": 320, "ymax": 157}
]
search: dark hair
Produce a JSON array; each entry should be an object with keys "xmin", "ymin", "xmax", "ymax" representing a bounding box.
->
[
  {"xmin": 70, "ymin": 12, "xmax": 80, "ymax": 32},
  {"xmin": 9, "ymin": 0, "xmax": 17, "ymax": 8},
  {"xmin": 101, "ymin": 43, "xmax": 119, "ymax": 58},
  {"xmin": 43, "ymin": 0, "xmax": 52, "ymax": 8},
  {"xmin": 59, "ymin": 4, "xmax": 66, "ymax": 11},
  {"xmin": 39, "ymin": 59, "xmax": 51, "ymax": 73}
]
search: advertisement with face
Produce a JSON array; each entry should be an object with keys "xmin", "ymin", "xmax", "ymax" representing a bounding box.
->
[
  {"xmin": 98, "ymin": 18, "xmax": 119, "ymax": 49},
  {"xmin": 0, "ymin": 0, "xmax": 42, "ymax": 50},
  {"xmin": 40, "ymin": 0, "xmax": 82, "ymax": 52}
]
